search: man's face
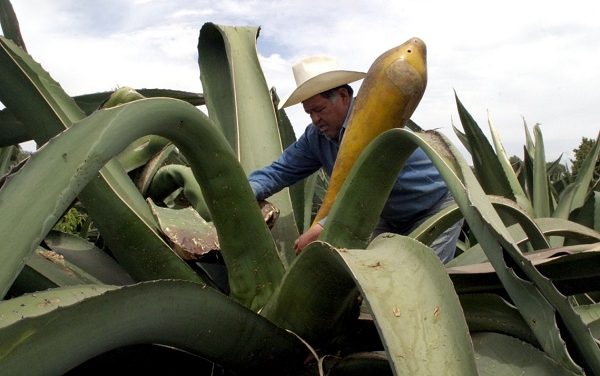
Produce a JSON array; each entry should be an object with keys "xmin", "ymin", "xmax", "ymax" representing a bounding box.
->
[{"xmin": 302, "ymin": 88, "xmax": 350, "ymax": 139}]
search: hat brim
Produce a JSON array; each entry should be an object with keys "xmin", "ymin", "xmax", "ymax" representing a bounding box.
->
[{"xmin": 279, "ymin": 70, "xmax": 366, "ymax": 109}]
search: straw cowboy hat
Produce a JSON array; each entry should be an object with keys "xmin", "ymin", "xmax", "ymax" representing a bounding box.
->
[{"xmin": 279, "ymin": 55, "xmax": 366, "ymax": 109}]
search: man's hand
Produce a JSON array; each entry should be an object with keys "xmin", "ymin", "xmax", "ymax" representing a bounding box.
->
[
  {"xmin": 258, "ymin": 200, "xmax": 279, "ymax": 229},
  {"xmin": 293, "ymin": 223, "xmax": 324, "ymax": 255}
]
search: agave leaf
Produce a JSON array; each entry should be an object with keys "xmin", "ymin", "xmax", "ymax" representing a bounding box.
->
[
  {"xmin": 410, "ymin": 195, "xmax": 549, "ymax": 251},
  {"xmin": 320, "ymin": 127, "xmax": 597, "ymax": 372},
  {"xmin": 408, "ymin": 202, "xmax": 463, "ymax": 246},
  {"xmin": 0, "ymin": 0, "xmax": 27, "ymax": 50},
  {"xmin": 448, "ymin": 218, "xmax": 600, "ymax": 267},
  {"xmin": 488, "ymin": 115, "xmax": 534, "ymax": 215},
  {"xmin": 532, "ymin": 218, "xmax": 600, "ymax": 244},
  {"xmin": 274, "ymin": 97, "xmax": 308, "ymax": 233},
  {"xmin": 260, "ymin": 241, "xmax": 359, "ymax": 347},
  {"xmin": 460, "ymin": 293, "xmax": 537, "ymax": 346},
  {"xmin": 198, "ymin": 22, "xmax": 298, "ymax": 267},
  {"xmin": 0, "ymin": 89, "xmax": 204, "ymax": 147},
  {"xmin": 302, "ymin": 170, "xmax": 329, "ymax": 232},
  {"xmin": 532, "ymin": 124, "xmax": 552, "ymax": 218},
  {"xmin": 0, "ymin": 108, "xmax": 27, "ymax": 146},
  {"xmin": 0, "ymin": 36, "xmax": 202, "ymax": 284},
  {"xmin": 8, "ymin": 247, "xmax": 104, "ymax": 297},
  {"xmin": 146, "ymin": 164, "xmax": 211, "ymax": 220},
  {"xmin": 148, "ymin": 200, "xmax": 218, "ymax": 261},
  {"xmin": 449, "ymin": 244, "xmax": 600, "ymax": 297},
  {"xmin": 74, "ymin": 89, "xmax": 205, "ymax": 115},
  {"xmin": 574, "ymin": 303, "xmax": 600, "ymax": 338},
  {"xmin": 454, "ymin": 94, "xmax": 515, "ymax": 202},
  {"xmin": 570, "ymin": 191, "xmax": 600, "ymax": 233},
  {"xmin": 135, "ymin": 143, "xmax": 178, "ymax": 195},
  {"xmin": 0, "ymin": 281, "xmax": 309, "ymax": 375},
  {"xmin": 296, "ymin": 172, "xmax": 313, "ymax": 233},
  {"xmin": 523, "ymin": 119, "xmax": 536, "ymax": 155},
  {"xmin": 263, "ymin": 235, "xmax": 478, "ymax": 375},
  {"xmin": 43, "ymin": 231, "xmax": 134, "ymax": 285},
  {"xmin": 26, "ymin": 249, "xmax": 104, "ymax": 286},
  {"xmin": 0, "ymin": 97, "xmax": 283, "ymax": 310},
  {"xmin": 0, "ymin": 37, "xmax": 85, "ymax": 142},
  {"xmin": 452, "ymin": 123, "xmax": 473, "ymax": 155},
  {"xmin": 115, "ymin": 135, "xmax": 171, "ymax": 173},
  {"xmin": 472, "ymin": 332, "xmax": 580, "ymax": 376},
  {"xmin": 522, "ymin": 144, "xmax": 535, "ymax": 199},
  {"xmin": 337, "ymin": 234, "xmax": 478, "ymax": 375},
  {"xmin": 553, "ymin": 183, "xmax": 581, "ymax": 220},
  {"xmin": 324, "ymin": 352, "xmax": 392, "ymax": 375}
]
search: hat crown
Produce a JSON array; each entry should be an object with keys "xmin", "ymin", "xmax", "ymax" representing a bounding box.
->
[
  {"xmin": 292, "ymin": 56, "xmax": 341, "ymax": 86},
  {"xmin": 279, "ymin": 55, "xmax": 366, "ymax": 109}
]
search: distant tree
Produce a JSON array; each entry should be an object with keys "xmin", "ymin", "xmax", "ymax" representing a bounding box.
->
[
  {"xmin": 12, "ymin": 144, "xmax": 31, "ymax": 164},
  {"xmin": 1, "ymin": 145, "xmax": 30, "ymax": 178},
  {"xmin": 570, "ymin": 137, "xmax": 600, "ymax": 188},
  {"xmin": 509, "ymin": 155, "xmax": 522, "ymax": 173}
]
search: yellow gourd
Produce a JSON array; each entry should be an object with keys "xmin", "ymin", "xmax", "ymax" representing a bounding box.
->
[{"xmin": 313, "ymin": 37, "xmax": 428, "ymax": 225}]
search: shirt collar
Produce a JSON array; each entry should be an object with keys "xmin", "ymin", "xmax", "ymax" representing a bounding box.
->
[{"xmin": 329, "ymin": 97, "xmax": 355, "ymax": 142}]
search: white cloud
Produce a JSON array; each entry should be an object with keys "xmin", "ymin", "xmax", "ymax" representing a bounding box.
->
[{"xmin": 4, "ymin": 0, "xmax": 599, "ymax": 163}]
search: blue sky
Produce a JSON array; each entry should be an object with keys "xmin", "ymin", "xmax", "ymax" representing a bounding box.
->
[{"xmin": 5, "ymin": 0, "xmax": 600, "ymax": 164}]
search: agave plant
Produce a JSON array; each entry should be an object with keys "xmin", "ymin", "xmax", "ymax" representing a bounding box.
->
[{"xmin": 2, "ymin": 1, "xmax": 600, "ymax": 375}]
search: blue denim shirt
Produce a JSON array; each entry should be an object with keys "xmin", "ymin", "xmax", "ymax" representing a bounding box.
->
[{"xmin": 249, "ymin": 118, "xmax": 448, "ymax": 227}]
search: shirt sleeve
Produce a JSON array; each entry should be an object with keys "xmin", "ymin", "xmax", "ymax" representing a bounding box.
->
[{"xmin": 249, "ymin": 130, "xmax": 322, "ymax": 200}]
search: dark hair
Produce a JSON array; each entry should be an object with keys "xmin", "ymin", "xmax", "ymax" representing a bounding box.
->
[{"xmin": 320, "ymin": 84, "xmax": 353, "ymax": 99}]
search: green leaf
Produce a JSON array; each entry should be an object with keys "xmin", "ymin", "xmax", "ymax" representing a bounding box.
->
[
  {"xmin": 570, "ymin": 191, "xmax": 600, "ymax": 232},
  {"xmin": 115, "ymin": 135, "xmax": 171, "ymax": 173},
  {"xmin": 0, "ymin": 281, "xmax": 309, "ymax": 375},
  {"xmin": 523, "ymin": 119, "xmax": 536, "ymax": 155},
  {"xmin": 488, "ymin": 115, "xmax": 534, "ymax": 215},
  {"xmin": 274, "ymin": 99, "xmax": 313, "ymax": 234},
  {"xmin": 449, "ymin": 218, "xmax": 600, "ymax": 266},
  {"xmin": 198, "ymin": 22, "xmax": 298, "ymax": 267},
  {"xmin": 8, "ymin": 247, "xmax": 105, "ymax": 297},
  {"xmin": 449, "ymin": 244, "xmax": 600, "ymax": 299},
  {"xmin": 574, "ymin": 302, "xmax": 600, "ymax": 337},
  {"xmin": 146, "ymin": 164, "xmax": 211, "ymax": 220},
  {"xmin": 0, "ymin": 97, "xmax": 283, "ymax": 310},
  {"xmin": 260, "ymin": 241, "xmax": 359, "ymax": 347},
  {"xmin": 460, "ymin": 293, "xmax": 537, "ymax": 346},
  {"xmin": 532, "ymin": 124, "xmax": 552, "ymax": 217},
  {"xmin": 454, "ymin": 94, "xmax": 515, "ymax": 202},
  {"xmin": 148, "ymin": 201, "xmax": 219, "ymax": 261},
  {"xmin": 43, "ymin": 231, "xmax": 134, "ymax": 285},
  {"xmin": 0, "ymin": 36, "xmax": 201, "ymax": 284},
  {"xmin": 410, "ymin": 195, "xmax": 549, "ymax": 251},
  {"xmin": 553, "ymin": 183, "xmax": 581, "ymax": 220},
  {"xmin": 324, "ymin": 352, "xmax": 392, "ymax": 375},
  {"xmin": 319, "ymin": 133, "xmax": 418, "ymax": 250},
  {"xmin": 320, "ymin": 127, "xmax": 597, "ymax": 372},
  {"xmin": 452, "ymin": 123, "xmax": 472, "ymax": 155},
  {"xmin": 0, "ymin": 0, "xmax": 27, "ymax": 50},
  {"xmin": 0, "ymin": 108, "xmax": 28, "ymax": 146},
  {"xmin": 135, "ymin": 143, "xmax": 179, "ymax": 195},
  {"xmin": 74, "ymin": 88, "xmax": 205, "ymax": 115},
  {"xmin": 472, "ymin": 332, "xmax": 580, "ymax": 376},
  {"xmin": 337, "ymin": 235, "xmax": 478, "ymax": 375}
]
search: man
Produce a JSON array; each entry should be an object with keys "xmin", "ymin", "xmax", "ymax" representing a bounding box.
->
[{"xmin": 249, "ymin": 56, "xmax": 462, "ymax": 263}]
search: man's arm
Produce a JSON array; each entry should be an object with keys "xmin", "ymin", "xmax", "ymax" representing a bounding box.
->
[{"xmin": 249, "ymin": 131, "xmax": 321, "ymax": 200}]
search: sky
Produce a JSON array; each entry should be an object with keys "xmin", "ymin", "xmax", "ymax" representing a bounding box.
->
[{"xmin": 4, "ymin": 0, "xmax": 600, "ymax": 165}]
